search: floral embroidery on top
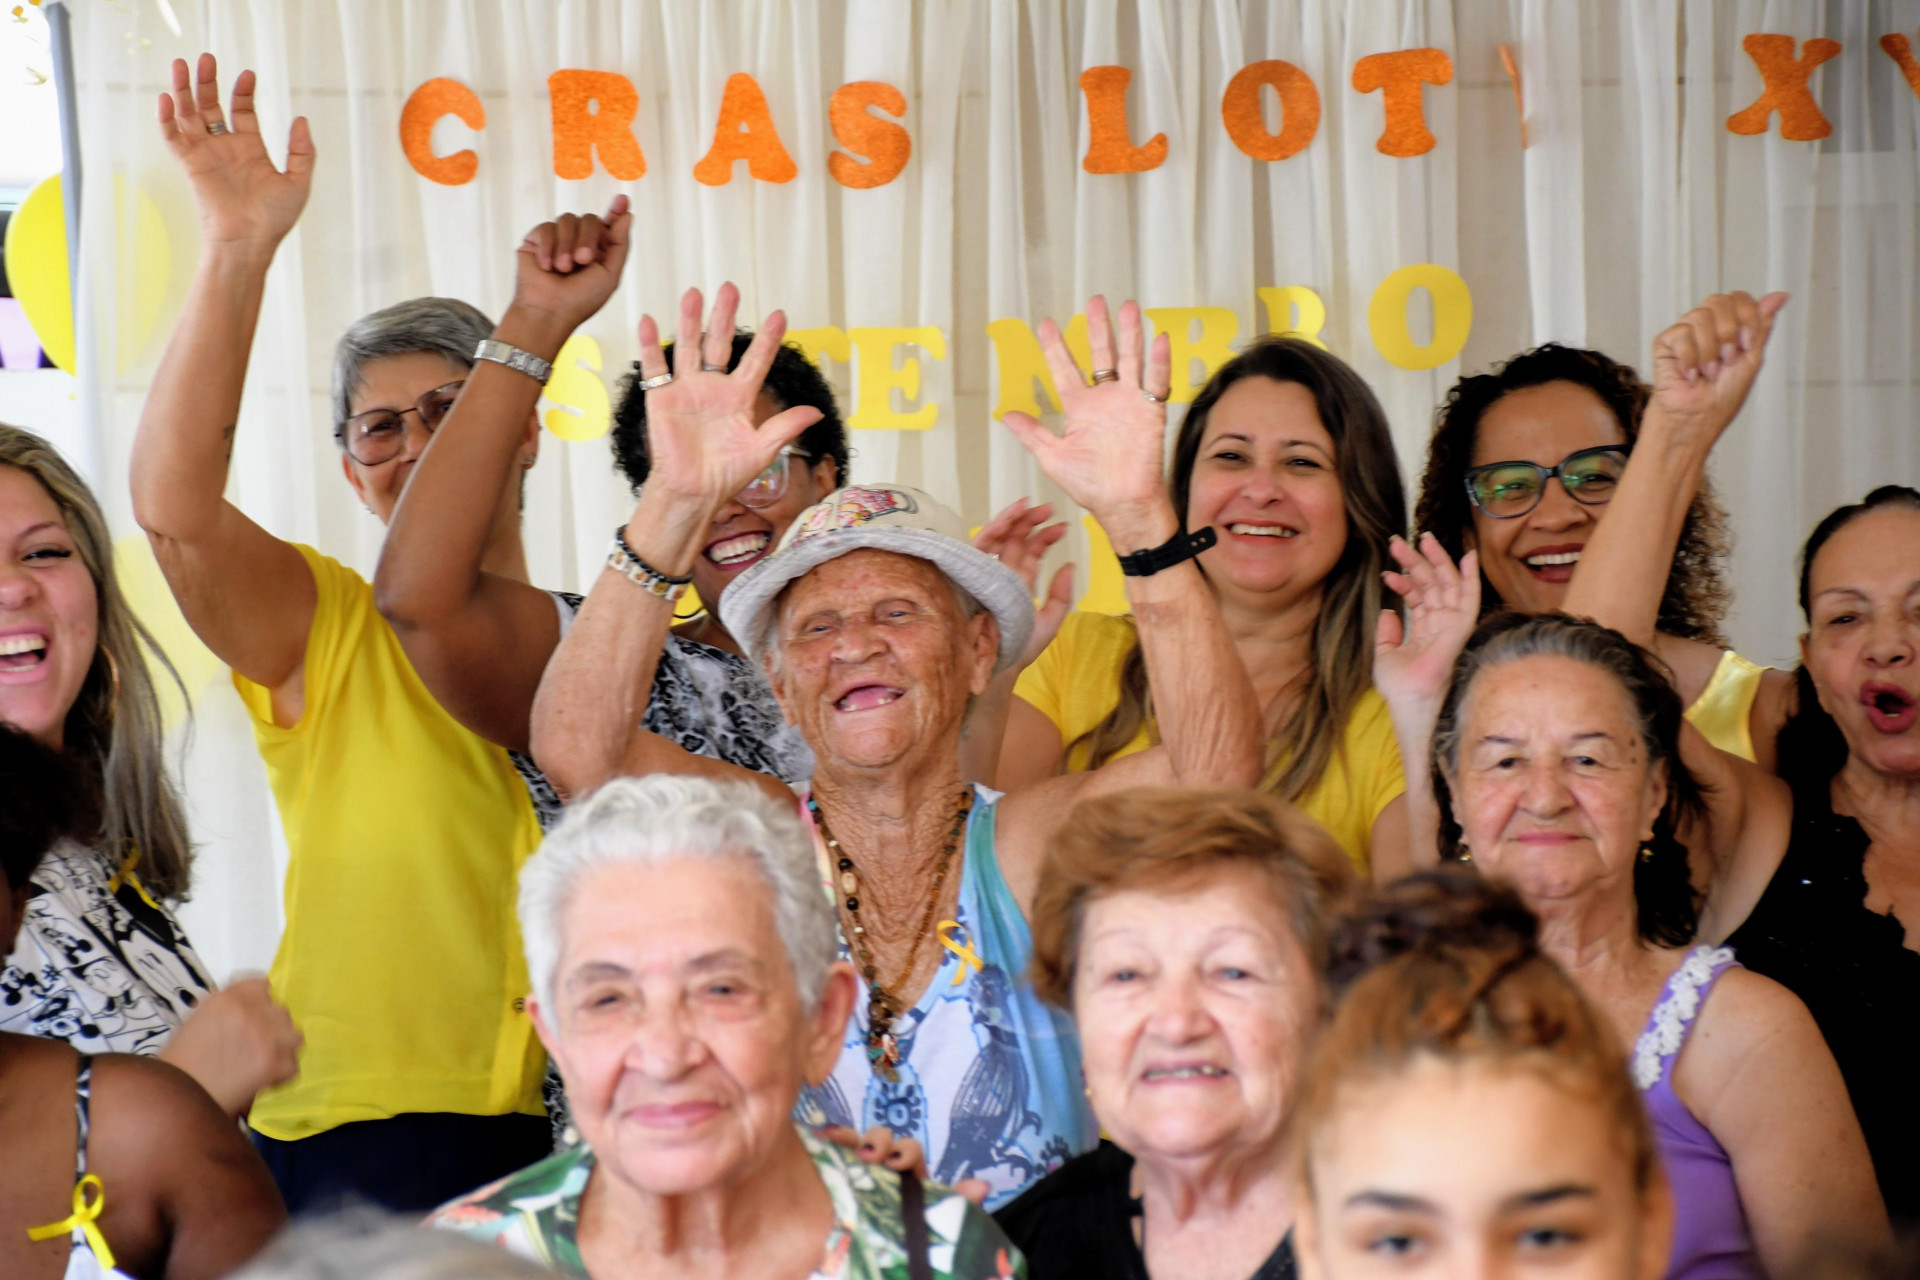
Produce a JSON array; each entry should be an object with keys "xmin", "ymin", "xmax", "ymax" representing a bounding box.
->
[{"xmin": 1631, "ymin": 945, "xmax": 1736, "ymax": 1089}]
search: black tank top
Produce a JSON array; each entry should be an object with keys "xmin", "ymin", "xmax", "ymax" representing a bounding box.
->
[{"xmin": 1725, "ymin": 784, "xmax": 1920, "ymax": 1225}]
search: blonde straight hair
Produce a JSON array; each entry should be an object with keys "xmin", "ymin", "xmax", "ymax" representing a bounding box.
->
[{"xmin": 0, "ymin": 425, "xmax": 193, "ymax": 899}]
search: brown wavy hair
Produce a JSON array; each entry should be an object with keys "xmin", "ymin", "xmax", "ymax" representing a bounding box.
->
[
  {"xmin": 1294, "ymin": 870, "xmax": 1658, "ymax": 1195},
  {"xmin": 0, "ymin": 426, "xmax": 193, "ymax": 899},
  {"xmin": 1413, "ymin": 343, "xmax": 1730, "ymax": 645},
  {"xmin": 1066, "ymin": 337, "xmax": 1406, "ymax": 805},
  {"xmin": 1028, "ymin": 787, "xmax": 1357, "ymax": 1009}
]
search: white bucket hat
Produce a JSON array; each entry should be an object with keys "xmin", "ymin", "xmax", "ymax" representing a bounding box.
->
[{"xmin": 717, "ymin": 484, "xmax": 1035, "ymax": 672}]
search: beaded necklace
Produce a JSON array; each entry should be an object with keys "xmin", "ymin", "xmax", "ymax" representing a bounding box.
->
[{"xmin": 807, "ymin": 788, "xmax": 973, "ymax": 1081}]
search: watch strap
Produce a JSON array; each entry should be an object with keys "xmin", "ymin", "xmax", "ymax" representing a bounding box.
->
[
  {"xmin": 473, "ymin": 338, "xmax": 554, "ymax": 385},
  {"xmin": 1116, "ymin": 525, "xmax": 1218, "ymax": 577}
]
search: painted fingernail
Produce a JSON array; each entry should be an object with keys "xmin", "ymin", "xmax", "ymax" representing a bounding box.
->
[
  {"xmin": 1738, "ymin": 326, "xmax": 1752, "ymax": 352},
  {"xmin": 1720, "ymin": 342, "xmax": 1736, "ymax": 366},
  {"xmin": 1704, "ymin": 360, "xmax": 1720, "ymax": 380},
  {"xmin": 1684, "ymin": 368, "xmax": 1698, "ymax": 384}
]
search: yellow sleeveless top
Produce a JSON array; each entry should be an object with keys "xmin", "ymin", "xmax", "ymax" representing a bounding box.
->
[{"xmin": 1682, "ymin": 650, "xmax": 1769, "ymax": 763}]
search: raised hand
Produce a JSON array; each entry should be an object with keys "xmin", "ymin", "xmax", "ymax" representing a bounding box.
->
[
  {"xmin": 636, "ymin": 284, "xmax": 823, "ymax": 507},
  {"xmin": 1646, "ymin": 291, "xmax": 1789, "ymax": 446},
  {"xmin": 973, "ymin": 497, "xmax": 1073, "ymax": 667},
  {"xmin": 1001, "ymin": 296, "xmax": 1175, "ymax": 540},
  {"xmin": 1374, "ymin": 534, "xmax": 1481, "ymax": 713},
  {"xmin": 156, "ymin": 53, "xmax": 314, "ymax": 251},
  {"xmin": 512, "ymin": 197, "xmax": 633, "ymax": 336}
]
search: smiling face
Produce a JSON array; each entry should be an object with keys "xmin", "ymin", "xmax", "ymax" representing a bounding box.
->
[
  {"xmin": 1463, "ymin": 383, "xmax": 1629, "ymax": 615},
  {"xmin": 1073, "ymin": 865, "xmax": 1320, "ymax": 1168},
  {"xmin": 340, "ymin": 351, "xmax": 540, "ymax": 524},
  {"xmin": 1445, "ymin": 655, "xmax": 1665, "ymax": 913},
  {"xmin": 1295, "ymin": 1058, "xmax": 1669, "ymax": 1280},
  {"xmin": 1183, "ymin": 377, "xmax": 1349, "ymax": 606},
  {"xmin": 692, "ymin": 393, "xmax": 840, "ymax": 613},
  {"xmin": 0, "ymin": 465, "xmax": 98, "ymax": 750},
  {"xmin": 767, "ymin": 549, "xmax": 997, "ymax": 774},
  {"xmin": 1802, "ymin": 505, "xmax": 1920, "ymax": 778},
  {"xmin": 532, "ymin": 855, "xmax": 854, "ymax": 1198}
]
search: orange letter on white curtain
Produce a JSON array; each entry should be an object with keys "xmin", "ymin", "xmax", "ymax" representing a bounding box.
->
[
  {"xmin": 829, "ymin": 82, "xmax": 911, "ymax": 189},
  {"xmin": 401, "ymin": 78, "xmax": 486, "ymax": 185},
  {"xmin": 694, "ymin": 73, "xmax": 800, "ymax": 186},
  {"xmin": 1221, "ymin": 61, "xmax": 1320, "ymax": 161},
  {"xmin": 549, "ymin": 71, "xmax": 646, "ymax": 180},
  {"xmin": 1079, "ymin": 67, "xmax": 1168, "ymax": 174},
  {"xmin": 1726, "ymin": 34, "xmax": 1841, "ymax": 140},
  {"xmin": 1351, "ymin": 49, "xmax": 1453, "ymax": 157},
  {"xmin": 1882, "ymin": 33, "xmax": 1920, "ymax": 100}
]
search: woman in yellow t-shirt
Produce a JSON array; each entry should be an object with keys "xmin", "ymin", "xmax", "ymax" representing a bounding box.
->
[
  {"xmin": 998, "ymin": 332, "xmax": 1415, "ymax": 881},
  {"xmin": 1411, "ymin": 338, "xmax": 1793, "ymax": 771}
]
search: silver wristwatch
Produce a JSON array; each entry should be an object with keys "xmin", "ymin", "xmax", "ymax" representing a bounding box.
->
[{"xmin": 473, "ymin": 338, "xmax": 554, "ymax": 385}]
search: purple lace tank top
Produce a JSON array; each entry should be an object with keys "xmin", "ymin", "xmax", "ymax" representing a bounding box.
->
[{"xmin": 1631, "ymin": 945, "xmax": 1762, "ymax": 1280}]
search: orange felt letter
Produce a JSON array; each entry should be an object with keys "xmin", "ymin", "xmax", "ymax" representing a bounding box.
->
[
  {"xmin": 1878, "ymin": 33, "xmax": 1920, "ymax": 100},
  {"xmin": 1726, "ymin": 34, "xmax": 1841, "ymax": 141},
  {"xmin": 1078, "ymin": 66, "xmax": 1168, "ymax": 174},
  {"xmin": 1351, "ymin": 49, "xmax": 1454, "ymax": 157},
  {"xmin": 1221, "ymin": 60, "xmax": 1320, "ymax": 161},
  {"xmin": 829, "ymin": 81, "xmax": 911, "ymax": 189},
  {"xmin": 401, "ymin": 78, "xmax": 486, "ymax": 186},
  {"xmin": 549, "ymin": 71, "xmax": 646, "ymax": 181},
  {"xmin": 694, "ymin": 73, "xmax": 799, "ymax": 186}
]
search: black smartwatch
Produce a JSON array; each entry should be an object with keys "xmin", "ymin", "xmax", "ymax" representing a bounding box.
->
[{"xmin": 1116, "ymin": 526, "xmax": 1218, "ymax": 577}]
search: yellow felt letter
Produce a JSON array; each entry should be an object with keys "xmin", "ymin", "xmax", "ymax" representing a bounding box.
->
[
  {"xmin": 540, "ymin": 335, "xmax": 611, "ymax": 442},
  {"xmin": 1257, "ymin": 286, "xmax": 1328, "ymax": 348},
  {"xmin": 786, "ymin": 326, "xmax": 852, "ymax": 372},
  {"xmin": 1367, "ymin": 264, "xmax": 1473, "ymax": 370},
  {"xmin": 848, "ymin": 327, "xmax": 948, "ymax": 431},
  {"xmin": 1143, "ymin": 307, "xmax": 1239, "ymax": 404}
]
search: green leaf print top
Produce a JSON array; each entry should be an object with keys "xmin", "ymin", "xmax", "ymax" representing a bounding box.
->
[{"xmin": 427, "ymin": 1125, "xmax": 1026, "ymax": 1280}]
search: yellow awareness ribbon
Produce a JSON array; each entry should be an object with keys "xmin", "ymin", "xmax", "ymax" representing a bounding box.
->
[
  {"xmin": 105, "ymin": 848, "xmax": 160, "ymax": 912},
  {"xmin": 937, "ymin": 920, "xmax": 983, "ymax": 987},
  {"xmin": 27, "ymin": 1174, "xmax": 115, "ymax": 1270}
]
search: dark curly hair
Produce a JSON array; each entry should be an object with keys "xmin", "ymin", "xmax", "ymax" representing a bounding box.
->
[
  {"xmin": 1431, "ymin": 613, "xmax": 1704, "ymax": 947},
  {"xmin": 609, "ymin": 333, "xmax": 849, "ymax": 495},
  {"xmin": 1414, "ymin": 343, "xmax": 1731, "ymax": 646}
]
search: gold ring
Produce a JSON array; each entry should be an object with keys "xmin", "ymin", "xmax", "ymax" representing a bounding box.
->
[
  {"xmin": 1141, "ymin": 390, "xmax": 1168, "ymax": 404},
  {"xmin": 1091, "ymin": 369, "xmax": 1120, "ymax": 384}
]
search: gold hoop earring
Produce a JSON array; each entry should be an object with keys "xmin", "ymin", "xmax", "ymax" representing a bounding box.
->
[
  {"xmin": 1639, "ymin": 844, "xmax": 1655, "ymax": 862},
  {"xmin": 1455, "ymin": 840, "xmax": 1472, "ymax": 864}
]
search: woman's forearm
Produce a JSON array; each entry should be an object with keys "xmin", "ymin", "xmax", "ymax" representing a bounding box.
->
[
  {"xmin": 1106, "ymin": 507, "xmax": 1264, "ymax": 790},
  {"xmin": 530, "ymin": 488, "xmax": 715, "ymax": 798},
  {"xmin": 130, "ymin": 246, "xmax": 274, "ymax": 540}
]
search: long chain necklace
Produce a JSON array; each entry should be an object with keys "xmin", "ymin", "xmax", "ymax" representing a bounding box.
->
[{"xmin": 807, "ymin": 787, "xmax": 973, "ymax": 1081}]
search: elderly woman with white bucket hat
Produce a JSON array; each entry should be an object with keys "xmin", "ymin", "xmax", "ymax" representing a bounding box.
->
[{"xmin": 532, "ymin": 290, "xmax": 1264, "ymax": 1207}]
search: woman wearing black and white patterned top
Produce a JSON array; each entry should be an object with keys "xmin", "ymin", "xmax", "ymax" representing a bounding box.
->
[{"xmin": 0, "ymin": 425, "xmax": 301, "ymax": 1118}]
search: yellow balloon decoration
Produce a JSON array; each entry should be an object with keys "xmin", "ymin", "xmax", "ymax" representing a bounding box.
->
[
  {"xmin": 541, "ymin": 333, "xmax": 611, "ymax": 441},
  {"xmin": 3, "ymin": 174, "xmax": 173, "ymax": 375},
  {"xmin": 113, "ymin": 535, "xmax": 226, "ymax": 731}
]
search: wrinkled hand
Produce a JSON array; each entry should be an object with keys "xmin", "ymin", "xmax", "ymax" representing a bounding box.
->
[
  {"xmin": 157, "ymin": 54, "xmax": 314, "ymax": 251},
  {"xmin": 1374, "ymin": 535, "xmax": 1481, "ymax": 713},
  {"xmin": 512, "ymin": 198, "xmax": 633, "ymax": 338},
  {"xmin": 1645, "ymin": 291, "xmax": 1789, "ymax": 447},
  {"xmin": 157, "ymin": 976, "xmax": 303, "ymax": 1116},
  {"xmin": 973, "ymin": 498, "xmax": 1073, "ymax": 668},
  {"xmin": 1001, "ymin": 296, "xmax": 1175, "ymax": 537},
  {"xmin": 636, "ymin": 283, "xmax": 823, "ymax": 507},
  {"xmin": 825, "ymin": 1126, "xmax": 990, "ymax": 1207}
]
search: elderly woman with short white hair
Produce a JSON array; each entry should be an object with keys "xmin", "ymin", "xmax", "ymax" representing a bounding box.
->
[
  {"xmin": 534, "ymin": 293, "xmax": 1266, "ymax": 1207},
  {"xmin": 430, "ymin": 774, "xmax": 1022, "ymax": 1278}
]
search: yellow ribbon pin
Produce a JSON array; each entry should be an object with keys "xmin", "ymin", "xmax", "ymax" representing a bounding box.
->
[
  {"xmin": 28, "ymin": 1174, "xmax": 115, "ymax": 1270},
  {"xmin": 937, "ymin": 920, "xmax": 983, "ymax": 987}
]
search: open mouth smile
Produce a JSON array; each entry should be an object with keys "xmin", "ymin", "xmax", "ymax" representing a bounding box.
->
[
  {"xmin": 1225, "ymin": 522, "xmax": 1297, "ymax": 539},
  {"xmin": 0, "ymin": 632, "xmax": 49, "ymax": 676},
  {"xmin": 706, "ymin": 531, "xmax": 771, "ymax": 570},
  {"xmin": 1519, "ymin": 544, "xmax": 1584, "ymax": 583},
  {"xmin": 1861, "ymin": 682, "xmax": 1918, "ymax": 734},
  {"xmin": 834, "ymin": 683, "xmax": 906, "ymax": 713}
]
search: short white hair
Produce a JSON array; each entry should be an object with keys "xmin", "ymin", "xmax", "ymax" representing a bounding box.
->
[{"xmin": 519, "ymin": 775, "xmax": 835, "ymax": 1016}]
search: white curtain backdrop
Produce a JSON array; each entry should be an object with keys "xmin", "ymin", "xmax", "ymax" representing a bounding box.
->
[{"xmin": 41, "ymin": 0, "xmax": 1920, "ymax": 980}]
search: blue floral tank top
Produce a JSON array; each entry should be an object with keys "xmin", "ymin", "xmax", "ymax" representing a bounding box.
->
[{"xmin": 796, "ymin": 785, "xmax": 1095, "ymax": 1210}]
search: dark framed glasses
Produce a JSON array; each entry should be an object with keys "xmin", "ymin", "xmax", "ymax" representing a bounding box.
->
[
  {"xmin": 336, "ymin": 380, "xmax": 467, "ymax": 466},
  {"xmin": 738, "ymin": 446, "xmax": 811, "ymax": 509},
  {"xmin": 1463, "ymin": 445, "xmax": 1630, "ymax": 519}
]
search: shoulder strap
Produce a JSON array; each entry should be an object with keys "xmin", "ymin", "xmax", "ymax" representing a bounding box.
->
[
  {"xmin": 73, "ymin": 1054, "xmax": 94, "ymax": 1179},
  {"xmin": 899, "ymin": 1169, "xmax": 933, "ymax": 1280},
  {"xmin": 1629, "ymin": 946, "xmax": 1737, "ymax": 1089}
]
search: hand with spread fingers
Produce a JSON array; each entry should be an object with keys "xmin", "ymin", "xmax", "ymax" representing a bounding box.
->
[
  {"xmin": 156, "ymin": 53, "xmax": 314, "ymax": 251},
  {"xmin": 635, "ymin": 284, "xmax": 824, "ymax": 510},
  {"xmin": 511, "ymin": 197, "xmax": 634, "ymax": 342},
  {"xmin": 1646, "ymin": 290, "xmax": 1789, "ymax": 446},
  {"xmin": 972, "ymin": 497, "xmax": 1073, "ymax": 667},
  {"xmin": 1000, "ymin": 296, "xmax": 1177, "ymax": 550},
  {"xmin": 1374, "ymin": 534, "xmax": 1481, "ymax": 714}
]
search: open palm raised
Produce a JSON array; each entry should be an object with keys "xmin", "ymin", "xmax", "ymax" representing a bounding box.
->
[
  {"xmin": 1374, "ymin": 534, "xmax": 1482, "ymax": 711},
  {"xmin": 636, "ymin": 284, "xmax": 823, "ymax": 505},
  {"xmin": 1001, "ymin": 295, "xmax": 1175, "ymax": 532},
  {"xmin": 157, "ymin": 54, "xmax": 314, "ymax": 251}
]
